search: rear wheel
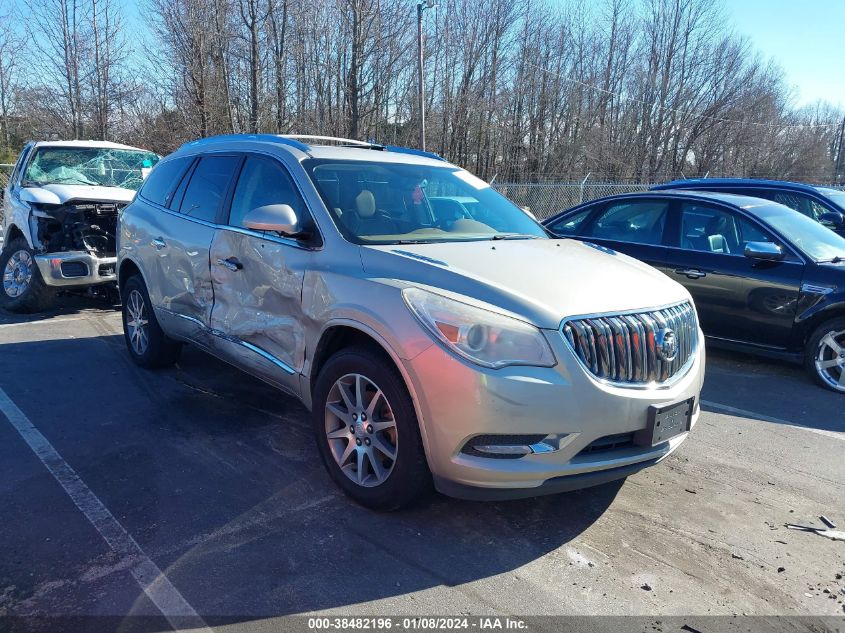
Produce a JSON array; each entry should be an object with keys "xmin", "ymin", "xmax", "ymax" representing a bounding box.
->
[
  {"xmin": 806, "ymin": 317, "xmax": 845, "ymax": 393},
  {"xmin": 120, "ymin": 274, "xmax": 182, "ymax": 368},
  {"xmin": 312, "ymin": 346, "xmax": 431, "ymax": 510},
  {"xmin": 0, "ymin": 238, "xmax": 55, "ymax": 313}
]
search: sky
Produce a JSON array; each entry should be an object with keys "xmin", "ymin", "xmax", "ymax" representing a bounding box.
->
[{"xmin": 724, "ymin": 0, "xmax": 845, "ymax": 108}]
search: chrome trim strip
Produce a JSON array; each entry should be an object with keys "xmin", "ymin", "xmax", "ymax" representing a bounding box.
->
[
  {"xmin": 801, "ymin": 283, "xmax": 835, "ymax": 295},
  {"xmin": 163, "ymin": 309, "xmax": 296, "ymax": 375},
  {"xmin": 559, "ymin": 300, "xmax": 699, "ymax": 390}
]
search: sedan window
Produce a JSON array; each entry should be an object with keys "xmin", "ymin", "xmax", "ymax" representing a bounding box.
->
[
  {"xmin": 546, "ymin": 208, "xmax": 592, "ymax": 236},
  {"xmin": 763, "ymin": 191, "xmax": 826, "ymax": 221},
  {"xmin": 588, "ymin": 200, "xmax": 668, "ymax": 245},
  {"xmin": 679, "ymin": 203, "xmax": 779, "ymax": 255}
]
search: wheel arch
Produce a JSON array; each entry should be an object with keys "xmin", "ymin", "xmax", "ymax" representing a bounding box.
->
[
  {"xmin": 800, "ymin": 305, "xmax": 845, "ymax": 347},
  {"xmin": 117, "ymin": 256, "xmax": 145, "ymax": 293},
  {"xmin": 3, "ymin": 223, "xmax": 26, "ymax": 248},
  {"xmin": 305, "ymin": 320, "xmax": 434, "ymax": 463}
]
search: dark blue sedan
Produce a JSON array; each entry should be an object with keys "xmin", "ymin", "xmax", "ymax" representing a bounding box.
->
[
  {"xmin": 652, "ymin": 178, "xmax": 845, "ymax": 236},
  {"xmin": 544, "ymin": 190, "xmax": 845, "ymax": 393}
]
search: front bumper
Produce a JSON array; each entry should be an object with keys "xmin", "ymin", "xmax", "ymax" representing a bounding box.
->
[
  {"xmin": 35, "ymin": 251, "xmax": 117, "ymax": 287},
  {"xmin": 402, "ymin": 328, "xmax": 705, "ymax": 499}
]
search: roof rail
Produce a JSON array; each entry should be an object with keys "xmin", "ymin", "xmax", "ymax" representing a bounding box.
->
[
  {"xmin": 384, "ymin": 145, "xmax": 446, "ymax": 162},
  {"xmin": 279, "ymin": 134, "xmax": 384, "ymax": 149},
  {"xmin": 181, "ymin": 134, "xmax": 310, "ymax": 151}
]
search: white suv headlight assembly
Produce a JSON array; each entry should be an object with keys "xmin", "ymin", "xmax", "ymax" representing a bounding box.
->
[{"xmin": 402, "ymin": 287, "xmax": 556, "ymax": 369}]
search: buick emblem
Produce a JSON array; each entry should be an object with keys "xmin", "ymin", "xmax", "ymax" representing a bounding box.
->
[{"xmin": 655, "ymin": 328, "xmax": 677, "ymax": 362}]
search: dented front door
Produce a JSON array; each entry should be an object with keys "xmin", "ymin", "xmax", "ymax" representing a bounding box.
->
[
  {"xmin": 208, "ymin": 229, "xmax": 309, "ymax": 396},
  {"xmin": 207, "ymin": 154, "xmax": 315, "ymax": 397}
]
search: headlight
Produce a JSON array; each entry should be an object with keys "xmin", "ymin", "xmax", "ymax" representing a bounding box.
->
[{"xmin": 402, "ymin": 287, "xmax": 556, "ymax": 369}]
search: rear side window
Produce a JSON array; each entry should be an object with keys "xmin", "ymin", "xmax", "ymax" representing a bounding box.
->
[
  {"xmin": 139, "ymin": 157, "xmax": 191, "ymax": 207},
  {"xmin": 547, "ymin": 208, "xmax": 592, "ymax": 236},
  {"xmin": 588, "ymin": 200, "xmax": 669, "ymax": 245},
  {"xmin": 179, "ymin": 155, "xmax": 241, "ymax": 223}
]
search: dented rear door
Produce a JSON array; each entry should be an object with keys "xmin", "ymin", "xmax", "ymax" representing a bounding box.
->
[{"xmin": 208, "ymin": 154, "xmax": 315, "ymax": 397}]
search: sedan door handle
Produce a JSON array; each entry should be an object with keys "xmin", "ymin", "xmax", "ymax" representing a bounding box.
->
[
  {"xmin": 674, "ymin": 268, "xmax": 707, "ymax": 279},
  {"xmin": 216, "ymin": 257, "xmax": 243, "ymax": 272},
  {"xmin": 151, "ymin": 237, "xmax": 167, "ymax": 250}
]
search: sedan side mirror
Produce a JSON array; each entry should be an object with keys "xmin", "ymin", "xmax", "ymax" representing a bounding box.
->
[
  {"xmin": 243, "ymin": 204, "xmax": 309, "ymax": 240},
  {"xmin": 819, "ymin": 211, "xmax": 845, "ymax": 229},
  {"xmin": 744, "ymin": 241, "xmax": 784, "ymax": 261}
]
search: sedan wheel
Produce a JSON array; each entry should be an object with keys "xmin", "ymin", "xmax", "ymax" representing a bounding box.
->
[
  {"xmin": 3, "ymin": 249, "xmax": 33, "ymax": 298},
  {"xmin": 813, "ymin": 329, "xmax": 845, "ymax": 392},
  {"xmin": 324, "ymin": 373, "xmax": 398, "ymax": 488}
]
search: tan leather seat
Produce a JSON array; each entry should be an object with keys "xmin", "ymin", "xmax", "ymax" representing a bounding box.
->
[{"xmin": 344, "ymin": 190, "xmax": 398, "ymax": 236}]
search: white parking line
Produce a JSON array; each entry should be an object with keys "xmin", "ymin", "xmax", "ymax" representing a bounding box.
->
[
  {"xmin": 701, "ymin": 399, "xmax": 845, "ymax": 442},
  {"xmin": 0, "ymin": 387, "xmax": 213, "ymax": 631},
  {"xmin": 0, "ymin": 317, "xmax": 88, "ymax": 329}
]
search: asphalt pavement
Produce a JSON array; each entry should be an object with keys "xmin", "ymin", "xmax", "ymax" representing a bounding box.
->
[{"xmin": 0, "ymin": 296, "xmax": 843, "ymax": 631}]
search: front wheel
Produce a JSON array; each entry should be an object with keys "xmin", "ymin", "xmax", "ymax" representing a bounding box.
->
[
  {"xmin": 0, "ymin": 238, "xmax": 56, "ymax": 313},
  {"xmin": 806, "ymin": 317, "xmax": 845, "ymax": 393},
  {"xmin": 312, "ymin": 346, "xmax": 431, "ymax": 510}
]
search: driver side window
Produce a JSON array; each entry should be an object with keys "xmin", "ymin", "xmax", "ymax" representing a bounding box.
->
[{"xmin": 228, "ymin": 156, "xmax": 307, "ymax": 229}]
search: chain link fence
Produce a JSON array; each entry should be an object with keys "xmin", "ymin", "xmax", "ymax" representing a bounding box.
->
[
  {"xmin": 0, "ymin": 163, "xmax": 12, "ymax": 189},
  {"xmin": 492, "ymin": 180, "xmax": 845, "ymax": 220},
  {"xmin": 491, "ymin": 181, "xmax": 653, "ymax": 220}
]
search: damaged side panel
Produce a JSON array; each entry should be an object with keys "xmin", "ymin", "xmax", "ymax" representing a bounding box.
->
[{"xmin": 208, "ymin": 229, "xmax": 311, "ymax": 397}]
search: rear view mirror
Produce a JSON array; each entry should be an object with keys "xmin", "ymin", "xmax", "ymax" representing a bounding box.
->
[
  {"xmin": 819, "ymin": 211, "xmax": 845, "ymax": 229},
  {"xmin": 744, "ymin": 241, "xmax": 784, "ymax": 261},
  {"xmin": 243, "ymin": 204, "xmax": 308, "ymax": 239}
]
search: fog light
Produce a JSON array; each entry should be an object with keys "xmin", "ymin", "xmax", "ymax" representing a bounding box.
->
[{"xmin": 461, "ymin": 434, "xmax": 567, "ymax": 459}]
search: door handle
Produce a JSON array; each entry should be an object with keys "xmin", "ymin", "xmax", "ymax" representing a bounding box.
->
[
  {"xmin": 216, "ymin": 257, "xmax": 243, "ymax": 272},
  {"xmin": 151, "ymin": 237, "xmax": 167, "ymax": 250},
  {"xmin": 674, "ymin": 268, "xmax": 707, "ymax": 279}
]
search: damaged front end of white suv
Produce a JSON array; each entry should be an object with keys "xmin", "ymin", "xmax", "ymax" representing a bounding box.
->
[{"xmin": 1, "ymin": 140, "xmax": 158, "ymax": 312}]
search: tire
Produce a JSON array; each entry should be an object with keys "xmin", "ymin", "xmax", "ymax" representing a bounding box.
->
[
  {"xmin": 120, "ymin": 274, "xmax": 182, "ymax": 369},
  {"xmin": 805, "ymin": 317, "xmax": 845, "ymax": 393},
  {"xmin": 0, "ymin": 238, "xmax": 56, "ymax": 313},
  {"xmin": 312, "ymin": 345, "xmax": 432, "ymax": 510}
]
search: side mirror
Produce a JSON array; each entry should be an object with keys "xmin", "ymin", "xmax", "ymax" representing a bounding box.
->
[
  {"xmin": 744, "ymin": 241, "xmax": 784, "ymax": 261},
  {"xmin": 819, "ymin": 211, "xmax": 845, "ymax": 229},
  {"xmin": 243, "ymin": 204, "xmax": 308, "ymax": 239}
]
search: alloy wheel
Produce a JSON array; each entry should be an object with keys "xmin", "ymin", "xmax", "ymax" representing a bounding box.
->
[
  {"xmin": 324, "ymin": 373, "xmax": 398, "ymax": 487},
  {"xmin": 3, "ymin": 250, "xmax": 33, "ymax": 298},
  {"xmin": 814, "ymin": 329, "xmax": 845, "ymax": 391},
  {"xmin": 126, "ymin": 289, "xmax": 150, "ymax": 356}
]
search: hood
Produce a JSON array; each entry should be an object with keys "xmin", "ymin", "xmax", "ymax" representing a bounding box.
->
[
  {"xmin": 20, "ymin": 184, "xmax": 136, "ymax": 206},
  {"xmin": 360, "ymin": 238, "xmax": 691, "ymax": 329}
]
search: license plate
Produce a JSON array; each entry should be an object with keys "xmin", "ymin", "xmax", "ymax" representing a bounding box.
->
[{"xmin": 634, "ymin": 397, "xmax": 694, "ymax": 447}]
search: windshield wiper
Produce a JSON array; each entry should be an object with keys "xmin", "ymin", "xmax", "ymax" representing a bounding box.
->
[
  {"xmin": 490, "ymin": 233, "xmax": 542, "ymax": 240},
  {"xmin": 818, "ymin": 255, "xmax": 845, "ymax": 263},
  {"xmin": 57, "ymin": 177, "xmax": 99, "ymax": 186}
]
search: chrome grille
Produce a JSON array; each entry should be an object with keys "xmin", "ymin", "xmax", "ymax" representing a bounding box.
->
[{"xmin": 561, "ymin": 302, "xmax": 698, "ymax": 386}]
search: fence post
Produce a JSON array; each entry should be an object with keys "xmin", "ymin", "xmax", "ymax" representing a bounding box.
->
[{"xmin": 579, "ymin": 173, "xmax": 591, "ymax": 204}]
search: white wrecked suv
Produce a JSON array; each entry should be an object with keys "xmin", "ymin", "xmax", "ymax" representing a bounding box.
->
[
  {"xmin": 117, "ymin": 134, "xmax": 705, "ymax": 509},
  {"xmin": 1, "ymin": 140, "xmax": 159, "ymax": 312}
]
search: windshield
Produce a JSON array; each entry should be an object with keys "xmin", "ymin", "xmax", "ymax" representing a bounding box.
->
[
  {"xmin": 756, "ymin": 203, "xmax": 845, "ymax": 262},
  {"xmin": 302, "ymin": 159, "xmax": 547, "ymax": 244},
  {"xmin": 816, "ymin": 187, "xmax": 845, "ymax": 213},
  {"xmin": 22, "ymin": 147, "xmax": 160, "ymax": 191}
]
